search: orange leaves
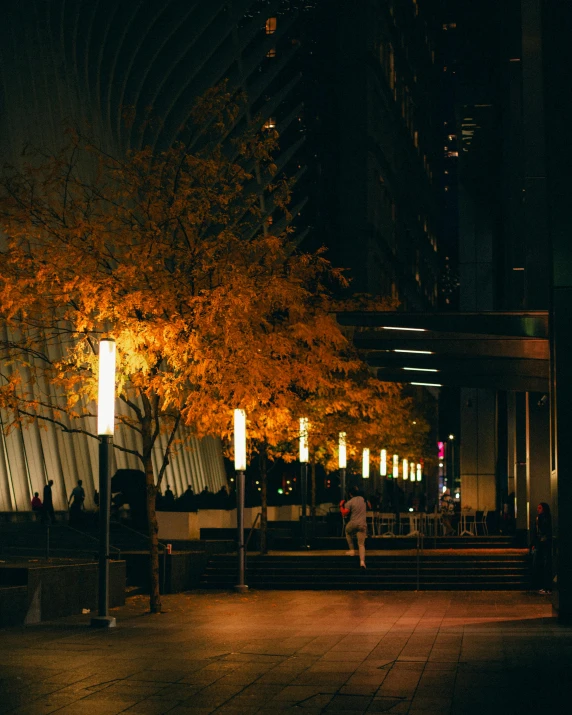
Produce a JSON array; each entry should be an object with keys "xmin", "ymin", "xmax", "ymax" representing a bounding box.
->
[{"xmin": 0, "ymin": 83, "xmax": 426, "ymax": 474}]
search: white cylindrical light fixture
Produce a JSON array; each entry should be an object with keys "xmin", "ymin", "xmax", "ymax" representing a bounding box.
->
[
  {"xmin": 97, "ymin": 339, "xmax": 116, "ymax": 436},
  {"xmin": 234, "ymin": 409, "xmax": 247, "ymax": 471},
  {"xmin": 416, "ymin": 463, "xmax": 422, "ymax": 481},
  {"xmin": 362, "ymin": 448, "xmax": 370, "ymax": 478},
  {"xmin": 339, "ymin": 432, "xmax": 347, "ymax": 469},
  {"xmin": 393, "ymin": 454, "xmax": 399, "ymax": 478},
  {"xmin": 403, "ymin": 458, "xmax": 409, "ymax": 480},
  {"xmin": 300, "ymin": 417, "xmax": 309, "ymax": 463},
  {"xmin": 380, "ymin": 449, "xmax": 387, "ymax": 477}
]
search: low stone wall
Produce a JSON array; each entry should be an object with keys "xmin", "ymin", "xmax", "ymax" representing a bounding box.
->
[
  {"xmin": 157, "ymin": 511, "xmax": 200, "ymax": 540},
  {"xmin": 157, "ymin": 505, "xmax": 335, "ymax": 540},
  {"xmin": 0, "ymin": 560, "xmax": 126, "ymax": 626},
  {"xmin": 122, "ymin": 551, "xmax": 207, "ymax": 593}
]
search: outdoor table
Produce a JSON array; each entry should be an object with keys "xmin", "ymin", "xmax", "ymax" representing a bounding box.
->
[{"xmin": 458, "ymin": 509, "xmax": 477, "ymax": 536}]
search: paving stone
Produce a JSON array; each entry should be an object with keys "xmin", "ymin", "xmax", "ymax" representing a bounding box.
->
[{"xmin": 0, "ymin": 590, "xmax": 567, "ymax": 715}]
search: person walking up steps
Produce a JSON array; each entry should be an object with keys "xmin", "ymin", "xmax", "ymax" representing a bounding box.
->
[{"xmin": 340, "ymin": 486, "xmax": 368, "ymax": 569}]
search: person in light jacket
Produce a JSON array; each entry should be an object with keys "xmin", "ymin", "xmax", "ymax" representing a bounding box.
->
[{"xmin": 340, "ymin": 486, "xmax": 368, "ymax": 569}]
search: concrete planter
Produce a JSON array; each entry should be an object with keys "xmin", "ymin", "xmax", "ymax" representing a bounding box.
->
[{"xmin": 0, "ymin": 560, "xmax": 126, "ymax": 626}]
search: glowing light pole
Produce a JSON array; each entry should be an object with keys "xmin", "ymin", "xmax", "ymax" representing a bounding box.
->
[
  {"xmin": 91, "ymin": 338, "xmax": 116, "ymax": 628},
  {"xmin": 234, "ymin": 409, "xmax": 248, "ymax": 592},
  {"xmin": 339, "ymin": 432, "xmax": 347, "ymax": 501},
  {"xmin": 300, "ymin": 418, "xmax": 309, "ymax": 549}
]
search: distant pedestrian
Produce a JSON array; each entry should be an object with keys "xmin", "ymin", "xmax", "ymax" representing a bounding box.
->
[
  {"xmin": 340, "ymin": 486, "xmax": 367, "ymax": 569},
  {"xmin": 31, "ymin": 491, "xmax": 42, "ymax": 520},
  {"xmin": 68, "ymin": 479, "xmax": 85, "ymax": 527},
  {"xmin": 532, "ymin": 502, "xmax": 553, "ymax": 594},
  {"xmin": 164, "ymin": 484, "xmax": 175, "ymax": 509},
  {"xmin": 42, "ymin": 480, "xmax": 55, "ymax": 524},
  {"xmin": 440, "ymin": 488, "xmax": 455, "ymax": 535}
]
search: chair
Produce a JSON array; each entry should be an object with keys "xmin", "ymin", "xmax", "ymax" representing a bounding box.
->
[
  {"xmin": 409, "ymin": 512, "xmax": 422, "ymax": 537},
  {"xmin": 378, "ymin": 512, "xmax": 396, "ymax": 536},
  {"xmin": 399, "ymin": 512, "xmax": 421, "ymax": 536},
  {"xmin": 479, "ymin": 507, "xmax": 489, "ymax": 535},
  {"xmin": 423, "ymin": 512, "xmax": 440, "ymax": 536},
  {"xmin": 366, "ymin": 511, "xmax": 377, "ymax": 536}
]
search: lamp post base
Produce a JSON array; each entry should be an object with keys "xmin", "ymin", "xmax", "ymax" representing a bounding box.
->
[
  {"xmin": 234, "ymin": 584, "xmax": 249, "ymax": 593},
  {"xmin": 90, "ymin": 615, "xmax": 117, "ymax": 628}
]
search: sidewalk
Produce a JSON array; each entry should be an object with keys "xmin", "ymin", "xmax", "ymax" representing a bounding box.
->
[{"xmin": 0, "ymin": 590, "xmax": 566, "ymax": 715}]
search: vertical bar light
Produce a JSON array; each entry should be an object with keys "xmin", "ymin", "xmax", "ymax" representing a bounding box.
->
[
  {"xmin": 91, "ymin": 338, "xmax": 116, "ymax": 628},
  {"xmin": 362, "ymin": 448, "xmax": 370, "ymax": 479},
  {"xmin": 393, "ymin": 454, "xmax": 399, "ymax": 478},
  {"xmin": 300, "ymin": 418, "xmax": 309, "ymax": 548},
  {"xmin": 234, "ymin": 409, "xmax": 248, "ymax": 592},
  {"xmin": 403, "ymin": 458, "xmax": 409, "ymax": 480},
  {"xmin": 416, "ymin": 463, "xmax": 422, "ymax": 481},
  {"xmin": 380, "ymin": 449, "xmax": 387, "ymax": 477}
]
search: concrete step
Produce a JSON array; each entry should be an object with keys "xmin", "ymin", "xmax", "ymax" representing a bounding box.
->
[{"xmin": 199, "ymin": 551, "xmax": 531, "ymax": 590}]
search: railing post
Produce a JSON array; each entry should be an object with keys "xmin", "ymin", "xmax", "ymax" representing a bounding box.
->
[
  {"xmin": 235, "ymin": 469, "xmax": 248, "ymax": 592},
  {"xmin": 301, "ymin": 462, "xmax": 308, "ymax": 549},
  {"xmin": 91, "ymin": 435, "xmax": 116, "ymax": 628}
]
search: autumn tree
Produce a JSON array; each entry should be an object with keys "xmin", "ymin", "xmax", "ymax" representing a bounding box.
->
[{"xmin": 0, "ymin": 84, "xmax": 365, "ymax": 609}]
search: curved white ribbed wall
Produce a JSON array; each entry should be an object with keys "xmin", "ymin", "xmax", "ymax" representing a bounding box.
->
[{"xmin": 0, "ymin": 400, "xmax": 227, "ymax": 513}]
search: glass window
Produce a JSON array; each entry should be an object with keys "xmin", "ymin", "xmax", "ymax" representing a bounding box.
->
[{"xmin": 265, "ymin": 17, "xmax": 277, "ymax": 34}]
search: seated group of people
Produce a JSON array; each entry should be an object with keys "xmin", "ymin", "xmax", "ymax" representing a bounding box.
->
[{"xmin": 156, "ymin": 484, "xmax": 233, "ymax": 511}]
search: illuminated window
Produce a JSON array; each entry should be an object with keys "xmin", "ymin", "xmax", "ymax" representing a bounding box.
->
[
  {"xmin": 263, "ymin": 117, "xmax": 276, "ymax": 130},
  {"xmin": 265, "ymin": 17, "xmax": 277, "ymax": 34},
  {"xmin": 266, "ymin": 48, "xmax": 276, "ymax": 58},
  {"xmin": 414, "ymin": 130, "xmax": 419, "ymax": 148}
]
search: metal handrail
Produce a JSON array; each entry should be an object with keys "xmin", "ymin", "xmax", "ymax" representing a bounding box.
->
[
  {"xmin": 245, "ymin": 512, "xmax": 261, "ymax": 553},
  {"xmin": 111, "ymin": 520, "xmax": 170, "ymax": 594},
  {"xmin": 243, "ymin": 511, "xmax": 262, "ymax": 575},
  {"xmin": 110, "ymin": 519, "xmax": 170, "ymax": 552},
  {"xmin": 64, "ymin": 523, "xmax": 122, "ymax": 555}
]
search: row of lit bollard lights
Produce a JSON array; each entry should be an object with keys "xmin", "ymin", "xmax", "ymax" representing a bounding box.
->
[{"xmin": 233, "ymin": 411, "xmax": 423, "ymax": 481}]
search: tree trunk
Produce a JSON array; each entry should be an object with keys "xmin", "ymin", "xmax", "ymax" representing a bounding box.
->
[
  {"xmin": 259, "ymin": 447, "xmax": 268, "ymax": 554},
  {"xmin": 144, "ymin": 451, "xmax": 162, "ymax": 613},
  {"xmin": 311, "ymin": 458, "xmax": 316, "ymax": 518}
]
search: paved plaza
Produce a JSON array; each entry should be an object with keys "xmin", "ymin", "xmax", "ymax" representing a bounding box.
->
[{"xmin": 0, "ymin": 589, "xmax": 569, "ymax": 715}]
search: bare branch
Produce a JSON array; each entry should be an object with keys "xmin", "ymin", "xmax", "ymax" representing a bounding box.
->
[
  {"xmin": 113, "ymin": 442, "xmax": 144, "ymax": 463},
  {"xmin": 156, "ymin": 413, "xmax": 181, "ymax": 489}
]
